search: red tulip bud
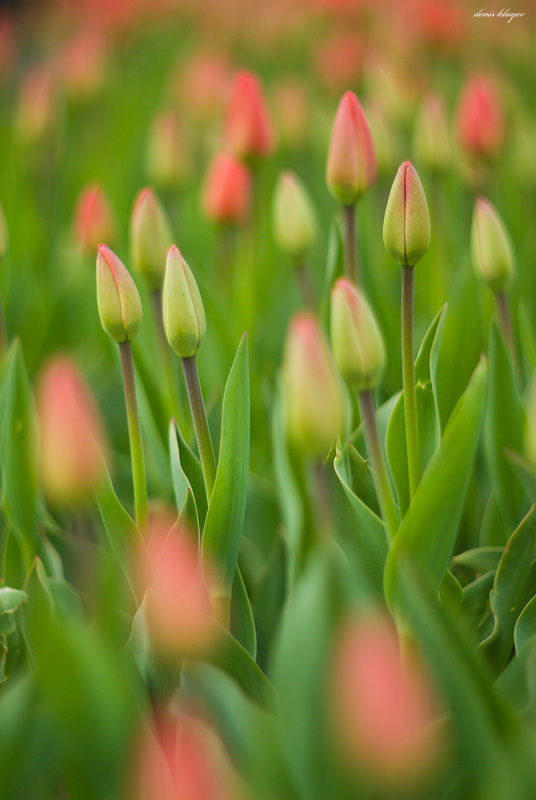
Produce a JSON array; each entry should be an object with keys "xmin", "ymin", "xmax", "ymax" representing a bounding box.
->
[
  {"xmin": 201, "ymin": 153, "xmax": 251, "ymax": 226},
  {"xmin": 74, "ymin": 183, "xmax": 118, "ymax": 254},
  {"xmin": 455, "ymin": 75, "xmax": 504, "ymax": 160},
  {"xmin": 15, "ymin": 61, "xmax": 58, "ymax": 145},
  {"xmin": 326, "ymin": 91, "xmax": 376, "ymax": 206},
  {"xmin": 224, "ymin": 71, "xmax": 274, "ymax": 161},
  {"xmin": 61, "ymin": 32, "xmax": 107, "ymax": 101}
]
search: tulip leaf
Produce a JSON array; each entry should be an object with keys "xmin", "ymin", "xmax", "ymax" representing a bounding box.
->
[
  {"xmin": 484, "ymin": 323, "xmax": 528, "ymax": 535},
  {"xmin": 507, "ymin": 450, "xmax": 536, "ymax": 507},
  {"xmin": 0, "ymin": 340, "xmax": 38, "ymax": 548},
  {"xmin": 451, "ymin": 546, "xmax": 504, "ymax": 578},
  {"xmin": 518, "ymin": 303, "xmax": 536, "ymax": 383},
  {"xmin": 514, "ymin": 594, "xmax": 536, "ymax": 655},
  {"xmin": 169, "ymin": 417, "xmax": 208, "ymax": 525},
  {"xmin": 231, "ymin": 565, "xmax": 257, "ymax": 659},
  {"xmin": 385, "ymin": 358, "xmax": 488, "ymax": 609},
  {"xmin": 202, "ymin": 334, "xmax": 250, "ymax": 598},
  {"xmin": 320, "ymin": 220, "xmax": 344, "ymax": 328}
]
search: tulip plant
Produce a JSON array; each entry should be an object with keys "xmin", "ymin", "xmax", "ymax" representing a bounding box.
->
[{"xmin": 1, "ymin": 5, "xmax": 536, "ymax": 800}]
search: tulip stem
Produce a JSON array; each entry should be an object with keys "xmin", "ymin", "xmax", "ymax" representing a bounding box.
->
[
  {"xmin": 151, "ymin": 288, "xmax": 190, "ymax": 436},
  {"xmin": 342, "ymin": 204, "xmax": 358, "ymax": 283},
  {"xmin": 401, "ymin": 266, "xmax": 421, "ymax": 499},
  {"xmin": 181, "ymin": 356, "xmax": 217, "ymax": 500},
  {"xmin": 496, "ymin": 292, "xmax": 520, "ymax": 382},
  {"xmin": 295, "ymin": 263, "xmax": 316, "ymax": 310},
  {"xmin": 358, "ymin": 390, "xmax": 398, "ymax": 541},
  {"xmin": 119, "ymin": 342, "xmax": 148, "ymax": 530}
]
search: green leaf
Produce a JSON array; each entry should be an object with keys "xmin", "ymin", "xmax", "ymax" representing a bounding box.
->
[
  {"xmin": 478, "ymin": 506, "xmax": 536, "ymax": 671},
  {"xmin": 514, "ymin": 594, "xmax": 536, "ymax": 654},
  {"xmin": 0, "ymin": 340, "xmax": 37, "ymax": 547},
  {"xmin": 202, "ymin": 335, "xmax": 250, "ymax": 598},
  {"xmin": 484, "ymin": 323, "xmax": 528, "ymax": 535},
  {"xmin": 452, "ymin": 546, "xmax": 503, "ymax": 578},
  {"xmin": 319, "ymin": 219, "xmax": 344, "ymax": 329},
  {"xmin": 230, "ymin": 565, "xmax": 257, "ymax": 659},
  {"xmin": 507, "ymin": 450, "xmax": 536, "ymax": 506},
  {"xmin": 518, "ymin": 303, "xmax": 536, "ymax": 383},
  {"xmin": 385, "ymin": 358, "xmax": 488, "ymax": 609},
  {"xmin": 0, "ymin": 587, "xmax": 28, "ymax": 614},
  {"xmin": 169, "ymin": 417, "xmax": 193, "ymax": 512},
  {"xmin": 337, "ymin": 438, "xmax": 379, "ymax": 515}
]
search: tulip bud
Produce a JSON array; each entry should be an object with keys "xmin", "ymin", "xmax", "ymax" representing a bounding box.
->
[
  {"xmin": 163, "ymin": 246, "xmax": 206, "ymax": 358},
  {"xmin": 470, "ymin": 197, "xmax": 514, "ymax": 294},
  {"xmin": 96, "ymin": 244, "xmax": 143, "ymax": 343},
  {"xmin": 282, "ymin": 313, "xmax": 345, "ymax": 458},
  {"xmin": 130, "ymin": 187, "xmax": 173, "ymax": 291},
  {"xmin": 61, "ymin": 31, "xmax": 106, "ymax": 101},
  {"xmin": 331, "ymin": 279, "xmax": 385, "ymax": 393},
  {"xmin": 413, "ymin": 93, "xmax": 451, "ymax": 172},
  {"xmin": 383, "ymin": 161, "xmax": 430, "ymax": 267},
  {"xmin": 455, "ymin": 75, "xmax": 504, "ymax": 160},
  {"xmin": 0, "ymin": 200, "xmax": 8, "ymax": 263},
  {"xmin": 326, "ymin": 91, "xmax": 376, "ymax": 206},
  {"xmin": 224, "ymin": 71, "xmax": 274, "ymax": 161},
  {"xmin": 37, "ymin": 357, "xmax": 107, "ymax": 504},
  {"xmin": 146, "ymin": 111, "xmax": 191, "ymax": 190},
  {"xmin": 15, "ymin": 62, "xmax": 58, "ymax": 145},
  {"xmin": 331, "ymin": 612, "xmax": 441, "ymax": 783},
  {"xmin": 201, "ymin": 154, "xmax": 251, "ymax": 226},
  {"xmin": 272, "ymin": 172, "xmax": 317, "ymax": 260},
  {"xmin": 74, "ymin": 183, "xmax": 118, "ymax": 254}
]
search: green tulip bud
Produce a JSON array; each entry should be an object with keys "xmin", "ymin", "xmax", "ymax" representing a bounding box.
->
[
  {"xmin": 281, "ymin": 312, "xmax": 345, "ymax": 458},
  {"xmin": 471, "ymin": 197, "xmax": 514, "ymax": 294},
  {"xmin": 383, "ymin": 161, "xmax": 430, "ymax": 267},
  {"xmin": 96, "ymin": 244, "xmax": 143, "ymax": 343},
  {"xmin": 163, "ymin": 245, "xmax": 206, "ymax": 358},
  {"xmin": 272, "ymin": 171, "xmax": 317, "ymax": 260},
  {"xmin": 0, "ymin": 202, "xmax": 8, "ymax": 263},
  {"xmin": 130, "ymin": 187, "xmax": 173, "ymax": 291},
  {"xmin": 330, "ymin": 279, "xmax": 385, "ymax": 393}
]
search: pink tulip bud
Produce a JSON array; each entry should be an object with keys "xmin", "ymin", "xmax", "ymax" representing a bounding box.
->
[
  {"xmin": 73, "ymin": 183, "xmax": 118, "ymax": 254},
  {"xmin": 201, "ymin": 153, "xmax": 251, "ymax": 226},
  {"xmin": 455, "ymin": 75, "xmax": 504, "ymax": 160},
  {"xmin": 136, "ymin": 517, "xmax": 214, "ymax": 659},
  {"xmin": 331, "ymin": 613, "xmax": 441, "ymax": 784},
  {"xmin": 15, "ymin": 62, "xmax": 58, "ymax": 145},
  {"xmin": 174, "ymin": 52, "xmax": 231, "ymax": 124},
  {"xmin": 224, "ymin": 71, "xmax": 274, "ymax": 161},
  {"xmin": 272, "ymin": 79, "xmax": 309, "ymax": 148},
  {"xmin": 96, "ymin": 244, "xmax": 143, "ymax": 343},
  {"xmin": 146, "ymin": 111, "xmax": 191, "ymax": 190},
  {"xmin": 60, "ymin": 31, "xmax": 107, "ymax": 101},
  {"xmin": 326, "ymin": 91, "xmax": 376, "ymax": 206},
  {"xmin": 38, "ymin": 357, "xmax": 107, "ymax": 504},
  {"xmin": 314, "ymin": 32, "xmax": 363, "ymax": 91}
]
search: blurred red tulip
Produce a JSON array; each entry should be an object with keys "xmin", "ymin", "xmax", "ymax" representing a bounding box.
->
[
  {"xmin": 174, "ymin": 52, "xmax": 232, "ymax": 125},
  {"xmin": 60, "ymin": 31, "xmax": 107, "ymax": 101},
  {"xmin": 326, "ymin": 91, "xmax": 376, "ymax": 205},
  {"xmin": 313, "ymin": 32, "xmax": 363, "ymax": 90},
  {"xmin": 15, "ymin": 62, "xmax": 59, "ymax": 146},
  {"xmin": 272, "ymin": 79, "xmax": 309, "ymax": 147},
  {"xmin": 201, "ymin": 153, "xmax": 251, "ymax": 225},
  {"xmin": 455, "ymin": 75, "xmax": 504, "ymax": 160},
  {"xmin": 73, "ymin": 183, "xmax": 118, "ymax": 255},
  {"xmin": 224, "ymin": 71, "xmax": 274, "ymax": 161},
  {"xmin": 38, "ymin": 357, "xmax": 107, "ymax": 505}
]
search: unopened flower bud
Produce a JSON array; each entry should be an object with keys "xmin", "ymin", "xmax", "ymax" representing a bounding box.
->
[
  {"xmin": 146, "ymin": 111, "xmax": 191, "ymax": 190},
  {"xmin": 470, "ymin": 197, "xmax": 514, "ymax": 294},
  {"xmin": 331, "ymin": 279, "xmax": 385, "ymax": 393},
  {"xmin": 282, "ymin": 313, "xmax": 345, "ymax": 458},
  {"xmin": 413, "ymin": 93, "xmax": 451, "ymax": 172},
  {"xmin": 201, "ymin": 154, "xmax": 250, "ymax": 226},
  {"xmin": 74, "ymin": 183, "xmax": 118, "ymax": 254},
  {"xmin": 0, "ymin": 201, "xmax": 8, "ymax": 262},
  {"xmin": 130, "ymin": 187, "xmax": 173, "ymax": 291},
  {"xmin": 383, "ymin": 161, "xmax": 430, "ymax": 267},
  {"xmin": 38, "ymin": 357, "xmax": 107, "ymax": 504},
  {"xmin": 326, "ymin": 91, "xmax": 377, "ymax": 206},
  {"xmin": 224, "ymin": 71, "xmax": 274, "ymax": 161},
  {"xmin": 272, "ymin": 171, "xmax": 317, "ymax": 260},
  {"xmin": 96, "ymin": 244, "xmax": 143, "ymax": 343},
  {"xmin": 455, "ymin": 75, "xmax": 504, "ymax": 160},
  {"xmin": 163, "ymin": 246, "xmax": 206, "ymax": 359}
]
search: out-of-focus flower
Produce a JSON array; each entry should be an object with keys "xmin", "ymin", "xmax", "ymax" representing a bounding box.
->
[
  {"xmin": 38, "ymin": 357, "xmax": 107, "ymax": 504},
  {"xmin": 15, "ymin": 61, "xmax": 59, "ymax": 145},
  {"xmin": 470, "ymin": 197, "xmax": 514, "ymax": 294},
  {"xmin": 74, "ymin": 183, "xmax": 118, "ymax": 254},
  {"xmin": 272, "ymin": 79, "xmax": 309, "ymax": 148},
  {"xmin": 363, "ymin": 57, "xmax": 419, "ymax": 126},
  {"xmin": 272, "ymin": 171, "xmax": 317, "ymax": 261},
  {"xmin": 383, "ymin": 161, "xmax": 430, "ymax": 267},
  {"xmin": 365, "ymin": 101, "xmax": 398, "ymax": 177},
  {"xmin": 0, "ymin": 14, "xmax": 16, "ymax": 81},
  {"xmin": 163, "ymin": 246, "xmax": 206, "ymax": 359},
  {"xmin": 331, "ymin": 612, "xmax": 441, "ymax": 783},
  {"xmin": 331, "ymin": 279, "xmax": 385, "ymax": 393},
  {"xmin": 223, "ymin": 71, "xmax": 274, "ymax": 161},
  {"xmin": 313, "ymin": 32, "xmax": 363, "ymax": 91},
  {"xmin": 413, "ymin": 93, "xmax": 451, "ymax": 172},
  {"xmin": 130, "ymin": 187, "xmax": 173, "ymax": 291},
  {"xmin": 173, "ymin": 52, "xmax": 232, "ymax": 125},
  {"xmin": 282, "ymin": 312, "xmax": 345, "ymax": 458},
  {"xmin": 326, "ymin": 91, "xmax": 376, "ymax": 206},
  {"xmin": 136, "ymin": 517, "xmax": 214, "ymax": 659},
  {"xmin": 60, "ymin": 31, "xmax": 107, "ymax": 101},
  {"xmin": 201, "ymin": 154, "xmax": 251, "ymax": 226},
  {"xmin": 96, "ymin": 244, "xmax": 143, "ymax": 343},
  {"xmin": 146, "ymin": 111, "xmax": 191, "ymax": 190},
  {"xmin": 455, "ymin": 75, "xmax": 504, "ymax": 160}
]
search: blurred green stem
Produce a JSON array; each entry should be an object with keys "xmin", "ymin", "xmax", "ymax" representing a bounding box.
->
[
  {"xmin": 181, "ymin": 355, "xmax": 217, "ymax": 500},
  {"xmin": 342, "ymin": 204, "xmax": 358, "ymax": 283},
  {"xmin": 0, "ymin": 289, "xmax": 7, "ymax": 363},
  {"xmin": 402, "ymin": 266, "xmax": 421, "ymax": 499},
  {"xmin": 119, "ymin": 342, "xmax": 148, "ymax": 530},
  {"xmin": 151, "ymin": 288, "xmax": 190, "ymax": 435},
  {"xmin": 295, "ymin": 263, "xmax": 316, "ymax": 310},
  {"xmin": 496, "ymin": 292, "xmax": 520, "ymax": 385},
  {"xmin": 358, "ymin": 390, "xmax": 398, "ymax": 541}
]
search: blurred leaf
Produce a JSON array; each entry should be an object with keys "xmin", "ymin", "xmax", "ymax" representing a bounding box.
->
[
  {"xmin": 202, "ymin": 335, "xmax": 250, "ymax": 598},
  {"xmin": 230, "ymin": 565, "xmax": 257, "ymax": 659},
  {"xmin": 462, "ymin": 571, "xmax": 495, "ymax": 634},
  {"xmin": 385, "ymin": 358, "xmax": 487, "ymax": 609},
  {"xmin": 170, "ymin": 417, "xmax": 208, "ymax": 525},
  {"xmin": 319, "ymin": 219, "xmax": 344, "ymax": 329},
  {"xmin": 336, "ymin": 439, "xmax": 379, "ymax": 515},
  {"xmin": 253, "ymin": 533, "xmax": 287, "ymax": 670},
  {"xmin": 169, "ymin": 417, "xmax": 193, "ymax": 511},
  {"xmin": 484, "ymin": 323, "xmax": 528, "ymax": 535},
  {"xmin": 177, "ymin": 488, "xmax": 200, "ymax": 541},
  {"xmin": 515, "ymin": 594, "xmax": 536, "ymax": 655},
  {"xmin": 0, "ymin": 588, "xmax": 28, "ymax": 614},
  {"xmin": 507, "ymin": 450, "xmax": 536, "ymax": 506},
  {"xmin": 519, "ymin": 303, "xmax": 536, "ymax": 383}
]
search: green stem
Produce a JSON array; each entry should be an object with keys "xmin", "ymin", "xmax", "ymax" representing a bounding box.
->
[
  {"xmin": 342, "ymin": 204, "xmax": 358, "ymax": 283},
  {"xmin": 181, "ymin": 356, "xmax": 217, "ymax": 500},
  {"xmin": 401, "ymin": 266, "xmax": 421, "ymax": 498},
  {"xmin": 295, "ymin": 263, "xmax": 316, "ymax": 310},
  {"xmin": 358, "ymin": 390, "xmax": 398, "ymax": 541},
  {"xmin": 496, "ymin": 291, "xmax": 520, "ymax": 385},
  {"xmin": 119, "ymin": 342, "xmax": 148, "ymax": 529},
  {"xmin": 151, "ymin": 288, "xmax": 190, "ymax": 436}
]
